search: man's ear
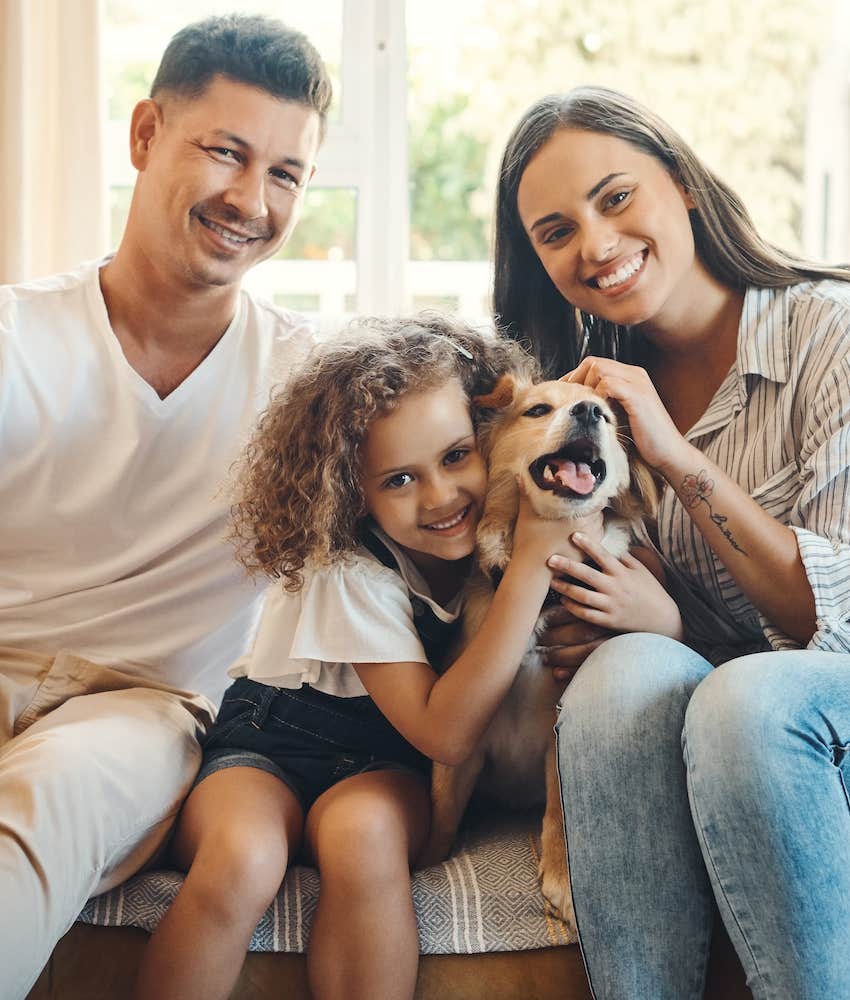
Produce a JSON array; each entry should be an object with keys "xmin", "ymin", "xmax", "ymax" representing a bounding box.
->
[
  {"xmin": 129, "ymin": 99, "xmax": 164, "ymax": 171},
  {"xmin": 473, "ymin": 374, "xmax": 517, "ymax": 412}
]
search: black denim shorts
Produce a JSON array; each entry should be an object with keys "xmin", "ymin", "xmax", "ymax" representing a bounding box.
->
[{"xmin": 196, "ymin": 677, "xmax": 430, "ymax": 812}]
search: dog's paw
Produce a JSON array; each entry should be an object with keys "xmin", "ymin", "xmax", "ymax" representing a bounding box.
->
[{"xmin": 539, "ymin": 861, "xmax": 576, "ymax": 936}]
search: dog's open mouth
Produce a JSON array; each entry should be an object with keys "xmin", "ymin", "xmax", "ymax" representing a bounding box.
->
[{"xmin": 529, "ymin": 439, "xmax": 606, "ymax": 498}]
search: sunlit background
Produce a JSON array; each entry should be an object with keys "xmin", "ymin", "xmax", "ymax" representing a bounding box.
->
[{"xmin": 7, "ymin": 0, "xmax": 849, "ymax": 320}]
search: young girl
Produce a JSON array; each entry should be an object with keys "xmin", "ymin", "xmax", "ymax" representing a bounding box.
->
[
  {"xmin": 493, "ymin": 86, "xmax": 850, "ymax": 999},
  {"xmin": 132, "ymin": 314, "xmax": 582, "ymax": 1000}
]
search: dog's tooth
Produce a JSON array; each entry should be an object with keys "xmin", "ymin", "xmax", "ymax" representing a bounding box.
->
[{"xmin": 543, "ymin": 465, "xmax": 555, "ymax": 482}]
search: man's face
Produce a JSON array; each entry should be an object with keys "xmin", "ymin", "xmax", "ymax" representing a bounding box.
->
[{"xmin": 129, "ymin": 75, "xmax": 321, "ymax": 290}]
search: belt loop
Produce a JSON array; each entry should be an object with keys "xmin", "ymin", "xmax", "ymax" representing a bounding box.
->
[{"xmin": 250, "ymin": 683, "xmax": 277, "ymax": 728}]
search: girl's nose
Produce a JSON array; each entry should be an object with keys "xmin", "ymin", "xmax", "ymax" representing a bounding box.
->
[{"xmin": 421, "ymin": 471, "xmax": 457, "ymax": 510}]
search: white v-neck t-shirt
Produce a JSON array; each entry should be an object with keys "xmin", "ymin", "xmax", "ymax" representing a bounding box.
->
[{"xmin": 0, "ymin": 259, "xmax": 314, "ymax": 703}]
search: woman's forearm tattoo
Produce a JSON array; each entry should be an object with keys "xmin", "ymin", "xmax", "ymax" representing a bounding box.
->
[{"xmin": 680, "ymin": 470, "xmax": 749, "ymax": 556}]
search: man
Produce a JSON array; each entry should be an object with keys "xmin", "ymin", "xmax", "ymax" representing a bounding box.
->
[{"xmin": 0, "ymin": 15, "xmax": 331, "ymax": 997}]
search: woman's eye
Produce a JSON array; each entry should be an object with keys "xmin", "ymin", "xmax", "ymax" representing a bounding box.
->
[
  {"xmin": 443, "ymin": 448, "xmax": 470, "ymax": 466},
  {"xmin": 604, "ymin": 190, "xmax": 631, "ymax": 210},
  {"xmin": 542, "ymin": 225, "xmax": 573, "ymax": 245},
  {"xmin": 384, "ymin": 473, "xmax": 413, "ymax": 489},
  {"xmin": 522, "ymin": 403, "xmax": 552, "ymax": 418}
]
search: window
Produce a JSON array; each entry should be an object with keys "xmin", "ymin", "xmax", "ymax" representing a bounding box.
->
[{"xmin": 103, "ymin": 0, "xmax": 847, "ymax": 321}]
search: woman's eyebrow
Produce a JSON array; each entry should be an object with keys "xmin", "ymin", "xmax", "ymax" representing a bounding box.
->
[{"xmin": 529, "ymin": 172, "xmax": 628, "ymax": 233}]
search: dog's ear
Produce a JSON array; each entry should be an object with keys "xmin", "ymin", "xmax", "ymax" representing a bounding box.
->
[{"xmin": 473, "ymin": 374, "xmax": 516, "ymax": 412}]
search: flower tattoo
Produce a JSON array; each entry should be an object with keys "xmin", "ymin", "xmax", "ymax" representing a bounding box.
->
[{"xmin": 680, "ymin": 469, "xmax": 749, "ymax": 556}]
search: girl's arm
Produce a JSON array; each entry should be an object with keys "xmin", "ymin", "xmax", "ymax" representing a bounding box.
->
[
  {"xmin": 567, "ymin": 357, "xmax": 817, "ymax": 643},
  {"xmin": 353, "ymin": 496, "xmax": 582, "ymax": 766}
]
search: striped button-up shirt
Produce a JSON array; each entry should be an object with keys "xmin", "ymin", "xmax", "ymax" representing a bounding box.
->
[{"xmin": 657, "ymin": 280, "xmax": 850, "ymax": 664}]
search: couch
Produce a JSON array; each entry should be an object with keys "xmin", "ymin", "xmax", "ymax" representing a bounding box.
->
[{"xmin": 27, "ymin": 807, "xmax": 751, "ymax": 999}]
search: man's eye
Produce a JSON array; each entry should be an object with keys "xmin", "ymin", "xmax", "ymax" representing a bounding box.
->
[
  {"xmin": 522, "ymin": 403, "xmax": 552, "ymax": 418},
  {"xmin": 208, "ymin": 146, "xmax": 238, "ymax": 161},
  {"xmin": 384, "ymin": 473, "xmax": 413, "ymax": 489},
  {"xmin": 270, "ymin": 169, "xmax": 299, "ymax": 190},
  {"xmin": 443, "ymin": 448, "xmax": 470, "ymax": 465}
]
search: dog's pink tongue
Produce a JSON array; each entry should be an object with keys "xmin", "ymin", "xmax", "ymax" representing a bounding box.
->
[{"xmin": 553, "ymin": 460, "xmax": 595, "ymax": 495}]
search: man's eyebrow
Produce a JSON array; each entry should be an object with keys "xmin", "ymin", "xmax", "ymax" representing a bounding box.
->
[
  {"xmin": 208, "ymin": 129, "xmax": 308, "ymax": 169},
  {"xmin": 529, "ymin": 172, "xmax": 628, "ymax": 233}
]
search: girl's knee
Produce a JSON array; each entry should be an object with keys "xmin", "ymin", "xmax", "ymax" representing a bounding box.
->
[{"xmin": 191, "ymin": 823, "xmax": 289, "ymax": 913}]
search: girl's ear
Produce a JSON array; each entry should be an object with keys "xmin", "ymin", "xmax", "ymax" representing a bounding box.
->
[{"xmin": 473, "ymin": 374, "xmax": 517, "ymax": 411}]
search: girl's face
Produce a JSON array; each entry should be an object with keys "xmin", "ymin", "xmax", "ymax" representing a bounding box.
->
[
  {"xmin": 361, "ymin": 378, "xmax": 487, "ymax": 578},
  {"xmin": 516, "ymin": 128, "xmax": 700, "ymax": 332}
]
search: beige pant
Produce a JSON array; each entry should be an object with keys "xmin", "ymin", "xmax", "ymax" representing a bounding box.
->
[{"xmin": 0, "ymin": 646, "xmax": 215, "ymax": 1000}]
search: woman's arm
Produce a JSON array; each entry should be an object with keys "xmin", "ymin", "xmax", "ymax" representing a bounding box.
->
[
  {"xmin": 354, "ymin": 496, "xmax": 582, "ymax": 766},
  {"xmin": 568, "ymin": 357, "xmax": 817, "ymax": 643}
]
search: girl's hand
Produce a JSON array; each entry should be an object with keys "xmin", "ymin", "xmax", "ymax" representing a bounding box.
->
[
  {"xmin": 511, "ymin": 488, "xmax": 605, "ymax": 571},
  {"xmin": 566, "ymin": 356, "xmax": 690, "ymax": 477},
  {"xmin": 547, "ymin": 532, "xmax": 683, "ymax": 640}
]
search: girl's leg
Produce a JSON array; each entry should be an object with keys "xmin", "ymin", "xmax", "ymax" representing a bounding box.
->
[
  {"xmin": 684, "ymin": 650, "xmax": 850, "ymax": 1000},
  {"xmin": 555, "ymin": 633, "xmax": 715, "ymax": 1000},
  {"xmin": 133, "ymin": 766, "xmax": 304, "ymax": 1000},
  {"xmin": 304, "ymin": 768, "xmax": 430, "ymax": 1000}
]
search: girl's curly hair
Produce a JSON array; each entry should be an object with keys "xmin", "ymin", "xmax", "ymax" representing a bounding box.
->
[{"xmin": 232, "ymin": 313, "xmax": 536, "ymax": 590}]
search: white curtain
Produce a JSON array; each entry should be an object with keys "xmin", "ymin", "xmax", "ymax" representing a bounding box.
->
[{"xmin": 0, "ymin": 0, "xmax": 108, "ymax": 285}]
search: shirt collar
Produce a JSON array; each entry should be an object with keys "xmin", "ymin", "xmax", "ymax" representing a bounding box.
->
[{"xmin": 736, "ymin": 284, "xmax": 791, "ymax": 385}]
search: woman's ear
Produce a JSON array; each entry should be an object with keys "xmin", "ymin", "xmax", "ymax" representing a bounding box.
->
[{"xmin": 473, "ymin": 374, "xmax": 517, "ymax": 411}]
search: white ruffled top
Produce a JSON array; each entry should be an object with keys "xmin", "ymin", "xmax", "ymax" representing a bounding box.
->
[{"xmin": 228, "ymin": 526, "xmax": 464, "ymax": 697}]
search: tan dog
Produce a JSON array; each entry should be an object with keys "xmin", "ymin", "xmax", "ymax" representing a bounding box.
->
[{"xmin": 426, "ymin": 374, "xmax": 657, "ymax": 931}]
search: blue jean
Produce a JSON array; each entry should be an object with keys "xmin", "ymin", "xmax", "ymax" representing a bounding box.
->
[{"xmin": 555, "ymin": 633, "xmax": 850, "ymax": 1000}]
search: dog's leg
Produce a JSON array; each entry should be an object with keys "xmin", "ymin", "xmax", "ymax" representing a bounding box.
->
[
  {"xmin": 419, "ymin": 752, "xmax": 485, "ymax": 868},
  {"xmin": 539, "ymin": 740, "xmax": 576, "ymax": 934}
]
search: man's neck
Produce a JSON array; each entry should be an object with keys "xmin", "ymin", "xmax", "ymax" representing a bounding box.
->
[{"xmin": 99, "ymin": 247, "xmax": 241, "ymax": 399}]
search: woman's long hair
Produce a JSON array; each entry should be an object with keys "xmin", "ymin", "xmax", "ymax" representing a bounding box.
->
[{"xmin": 493, "ymin": 86, "xmax": 850, "ymax": 376}]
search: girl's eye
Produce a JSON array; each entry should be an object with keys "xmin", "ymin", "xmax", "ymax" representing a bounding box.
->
[
  {"xmin": 443, "ymin": 448, "xmax": 470, "ymax": 466},
  {"xmin": 522, "ymin": 403, "xmax": 552, "ymax": 418},
  {"xmin": 384, "ymin": 472, "xmax": 413, "ymax": 489}
]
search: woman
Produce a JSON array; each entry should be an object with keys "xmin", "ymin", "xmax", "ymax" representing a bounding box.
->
[{"xmin": 493, "ymin": 86, "xmax": 850, "ymax": 1000}]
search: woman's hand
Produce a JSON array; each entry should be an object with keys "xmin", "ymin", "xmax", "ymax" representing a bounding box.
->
[
  {"xmin": 566, "ymin": 356, "xmax": 691, "ymax": 477},
  {"xmin": 547, "ymin": 532, "xmax": 683, "ymax": 640},
  {"xmin": 536, "ymin": 608, "xmax": 611, "ymax": 682}
]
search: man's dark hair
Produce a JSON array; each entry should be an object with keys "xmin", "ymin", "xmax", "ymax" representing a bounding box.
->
[{"xmin": 150, "ymin": 14, "xmax": 332, "ymax": 138}]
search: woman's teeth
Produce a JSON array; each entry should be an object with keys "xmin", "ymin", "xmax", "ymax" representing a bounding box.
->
[
  {"xmin": 596, "ymin": 252, "xmax": 644, "ymax": 289},
  {"xmin": 425, "ymin": 507, "xmax": 468, "ymax": 530}
]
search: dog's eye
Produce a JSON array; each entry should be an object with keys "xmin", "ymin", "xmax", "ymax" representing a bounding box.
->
[{"xmin": 522, "ymin": 404, "xmax": 552, "ymax": 418}]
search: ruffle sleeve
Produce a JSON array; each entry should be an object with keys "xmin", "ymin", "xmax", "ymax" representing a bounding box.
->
[{"xmin": 230, "ymin": 554, "xmax": 429, "ymax": 688}]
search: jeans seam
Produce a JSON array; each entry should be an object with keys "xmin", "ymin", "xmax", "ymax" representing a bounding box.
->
[{"xmin": 684, "ymin": 733, "xmax": 767, "ymax": 996}]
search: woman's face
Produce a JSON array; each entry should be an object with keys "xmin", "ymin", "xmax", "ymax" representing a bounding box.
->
[{"xmin": 516, "ymin": 128, "xmax": 699, "ymax": 331}]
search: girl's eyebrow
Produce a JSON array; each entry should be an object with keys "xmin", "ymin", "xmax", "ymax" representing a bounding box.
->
[{"xmin": 528, "ymin": 172, "xmax": 627, "ymax": 233}]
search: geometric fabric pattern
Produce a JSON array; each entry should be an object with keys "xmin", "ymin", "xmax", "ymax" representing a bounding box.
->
[{"xmin": 78, "ymin": 808, "xmax": 576, "ymax": 954}]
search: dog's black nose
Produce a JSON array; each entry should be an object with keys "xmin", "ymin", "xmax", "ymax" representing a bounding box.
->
[{"xmin": 570, "ymin": 400, "xmax": 603, "ymax": 427}]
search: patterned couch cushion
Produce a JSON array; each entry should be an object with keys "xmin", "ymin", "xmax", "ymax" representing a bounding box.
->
[{"xmin": 78, "ymin": 808, "xmax": 574, "ymax": 954}]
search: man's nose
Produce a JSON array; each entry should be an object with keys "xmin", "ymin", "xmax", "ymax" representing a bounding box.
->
[{"xmin": 223, "ymin": 166, "xmax": 269, "ymax": 220}]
